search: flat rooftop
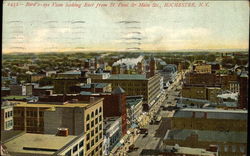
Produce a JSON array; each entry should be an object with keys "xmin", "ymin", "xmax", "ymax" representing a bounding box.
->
[
  {"xmin": 164, "ymin": 129, "xmax": 247, "ymax": 144},
  {"xmin": 174, "ymin": 108, "xmax": 247, "ymax": 120},
  {"xmin": 12, "ymin": 101, "xmax": 95, "ymax": 108},
  {"xmin": 108, "ymin": 74, "xmax": 147, "ymax": 80},
  {"xmin": 4, "ymin": 133, "xmax": 77, "ymax": 155}
]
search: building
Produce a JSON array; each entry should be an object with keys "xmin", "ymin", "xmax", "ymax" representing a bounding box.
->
[
  {"xmin": 140, "ymin": 145, "xmax": 218, "ymax": 156},
  {"xmin": 1, "ymin": 101, "xmax": 14, "ymax": 131},
  {"xmin": 103, "ymin": 117, "xmax": 122, "ymax": 156},
  {"xmin": 92, "ymin": 74, "xmax": 162, "ymax": 109},
  {"xmin": 71, "ymin": 83, "xmax": 112, "ymax": 93},
  {"xmin": 171, "ymin": 108, "xmax": 247, "ymax": 131},
  {"xmin": 12, "ymin": 97, "xmax": 104, "ymax": 156},
  {"xmin": 32, "ymin": 86, "xmax": 54, "ymax": 96},
  {"xmin": 126, "ymin": 96, "xmax": 144, "ymax": 128},
  {"xmin": 164, "ymin": 130, "xmax": 246, "ymax": 156},
  {"xmin": 9, "ymin": 84, "xmax": 33, "ymax": 96},
  {"xmin": 238, "ymin": 72, "xmax": 248, "ymax": 109},
  {"xmin": 164, "ymin": 108, "xmax": 247, "ymax": 156},
  {"xmin": 3, "ymin": 132, "xmax": 85, "ymax": 156},
  {"xmin": 181, "ymin": 84, "xmax": 222, "ymax": 103},
  {"xmin": 1, "ymin": 87, "xmax": 10, "ymax": 97},
  {"xmin": 30, "ymin": 74, "xmax": 46, "ymax": 82},
  {"xmin": 53, "ymin": 70, "xmax": 91, "ymax": 94}
]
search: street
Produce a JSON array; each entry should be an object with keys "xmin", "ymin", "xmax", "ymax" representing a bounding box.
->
[{"xmin": 127, "ymin": 72, "xmax": 183, "ymax": 156}]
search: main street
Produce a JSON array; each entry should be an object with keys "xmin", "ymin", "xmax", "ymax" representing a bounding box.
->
[{"xmin": 127, "ymin": 72, "xmax": 183, "ymax": 156}]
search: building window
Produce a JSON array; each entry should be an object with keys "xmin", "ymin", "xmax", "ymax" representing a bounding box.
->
[
  {"xmin": 95, "ymin": 118, "xmax": 98, "ymax": 124},
  {"xmin": 95, "ymin": 109, "xmax": 98, "ymax": 115},
  {"xmin": 99, "ymin": 116, "xmax": 102, "ymax": 122},
  {"xmin": 240, "ymin": 146, "xmax": 245, "ymax": 153},
  {"xmin": 87, "ymin": 133, "xmax": 90, "ymax": 141},
  {"xmin": 99, "ymin": 107, "xmax": 102, "ymax": 113},
  {"xmin": 95, "ymin": 127, "xmax": 98, "ymax": 133},
  {"xmin": 73, "ymin": 145, "xmax": 78, "ymax": 153},
  {"xmin": 79, "ymin": 140, "xmax": 84, "ymax": 148},
  {"xmin": 86, "ymin": 114, "xmax": 90, "ymax": 121},
  {"xmin": 95, "ymin": 136, "xmax": 98, "ymax": 143},
  {"xmin": 91, "ymin": 121, "xmax": 94, "ymax": 127},
  {"xmin": 91, "ymin": 130, "xmax": 94, "ymax": 137},
  {"xmin": 79, "ymin": 150, "xmax": 84, "ymax": 156},
  {"xmin": 91, "ymin": 139, "xmax": 94, "ymax": 147},
  {"xmin": 91, "ymin": 112, "xmax": 94, "ymax": 118},
  {"xmin": 65, "ymin": 150, "xmax": 71, "ymax": 156},
  {"xmin": 99, "ymin": 124, "xmax": 102, "ymax": 131},
  {"xmin": 99, "ymin": 132, "xmax": 102, "ymax": 139},
  {"xmin": 87, "ymin": 143, "xmax": 90, "ymax": 150},
  {"xmin": 232, "ymin": 145, "xmax": 236, "ymax": 152},
  {"xmin": 87, "ymin": 123, "xmax": 90, "ymax": 131}
]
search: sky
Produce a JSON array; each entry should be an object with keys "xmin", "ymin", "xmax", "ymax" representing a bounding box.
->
[{"xmin": 2, "ymin": 1, "xmax": 249, "ymax": 53}]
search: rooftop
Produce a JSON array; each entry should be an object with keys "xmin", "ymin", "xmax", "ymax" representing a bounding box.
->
[
  {"xmin": 108, "ymin": 74, "xmax": 147, "ymax": 80},
  {"xmin": 12, "ymin": 100, "xmax": 102, "ymax": 108},
  {"xmin": 126, "ymin": 96, "xmax": 143, "ymax": 107},
  {"xmin": 58, "ymin": 70, "xmax": 81, "ymax": 75},
  {"xmin": 34, "ymin": 86, "xmax": 54, "ymax": 90},
  {"xmin": 164, "ymin": 129, "xmax": 247, "ymax": 144},
  {"xmin": 174, "ymin": 108, "xmax": 247, "ymax": 120},
  {"xmin": 4, "ymin": 133, "xmax": 77, "ymax": 155}
]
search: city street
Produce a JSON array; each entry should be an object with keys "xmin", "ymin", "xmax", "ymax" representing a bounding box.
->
[{"xmin": 127, "ymin": 72, "xmax": 183, "ymax": 156}]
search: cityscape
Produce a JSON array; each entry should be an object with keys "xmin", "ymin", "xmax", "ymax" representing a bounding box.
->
[
  {"xmin": 1, "ymin": 51, "xmax": 248, "ymax": 156},
  {"xmin": 1, "ymin": 0, "xmax": 249, "ymax": 156}
]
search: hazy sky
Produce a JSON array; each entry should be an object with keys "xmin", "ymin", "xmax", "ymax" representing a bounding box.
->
[{"xmin": 2, "ymin": 1, "xmax": 249, "ymax": 53}]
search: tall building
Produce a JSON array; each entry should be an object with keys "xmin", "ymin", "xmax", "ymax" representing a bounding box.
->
[
  {"xmin": 92, "ymin": 74, "xmax": 162, "ymax": 109},
  {"xmin": 12, "ymin": 97, "xmax": 104, "ymax": 156},
  {"xmin": 1, "ymin": 101, "xmax": 14, "ymax": 131}
]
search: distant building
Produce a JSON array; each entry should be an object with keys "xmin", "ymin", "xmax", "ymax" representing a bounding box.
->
[
  {"xmin": 193, "ymin": 64, "xmax": 212, "ymax": 74},
  {"xmin": 181, "ymin": 84, "xmax": 222, "ymax": 103},
  {"xmin": 159, "ymin": 64, "xmax": 177, "ymax": 84},
  {"xmin": 3, "ymin": 132, "xmax": 85, "ymax": 156},
  {"xmin": 9, "ymin": 84, "xmax": 33, "ymax": 96},
  {"xmin": 103, "ymin": 117, "xmax": 122, "ymax": 156},
  {"xmin": 71, "ymin": 83, "xmax": 112, "ymax": 93},
  {"xmin": 30, "ymin": 74, "xmax": 46, "ymax": 82}
]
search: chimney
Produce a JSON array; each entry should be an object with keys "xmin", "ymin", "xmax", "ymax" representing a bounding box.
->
[
  {"xmin": 89, "ymin": 97, "xmax": 95, "ymax": 103},
  {"xmin": 56, "ymin": 128, "xmax": 69, "ymax": 136}
]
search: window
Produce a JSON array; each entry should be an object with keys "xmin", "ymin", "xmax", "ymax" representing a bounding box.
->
[
  {"xmin": 73, "ymin": 145, "xmax": 78, "ymax": 153},
  {"xmin": 79, "ymin": 150, "xmax": 84, "ymax": 156},
  {"xmin": 91, "ymin": 121, "xmax": 94, "ymax": 127},
  {"xmin": 99, "ymin": 107, "xmax": 102, "ymax": 113},
  {"xmin": 95, "ymin": 127, "xmax": 98, "ymax": 133},
  {"xmin": 87, "ymin": 123, "xmax": 90, "ymax": 131},
  {"xmin": 99, "ymin": 132, "xmax": 102, "ymax": 139},
  {"xmin": 91, "ymin": 112, "xmax": 94, "ymax": 118},
  {"xmin": 99, "ymin": 124, "xmax": 102, "ymax": 131},
  {"xmin": 240, "ymin": 146, "xmax": 245, "ymax": 153},
  {"xmin": 79, "ymin": 140, "xmax": 84, "ymax": 148},
  {"xmin": 99, "ymin": 116, "xmax": 102, "ymax": 122},
  {"xmin": 86, "ymin": 114, "xmax": 90, "ymax": 121},
  {"xmin": 65, "ymin": 150, "xmax": 71, "ymax": 156},
  {"xmin": 5, "ymin": 112, "xmax": 8, "ymax": 118},
  {"xmin": 91, "ymin": 130, "xmax": 94, "ymax": 137},
  {"xmin": 95, "ymin": 118, "xmax": 98, "ymax": 124},
  {"xmin": 95, "ymin": 136, "xmax": 98, "ymax": 143},
  {"xmin": 91, "ymin": 139, "xmax": 94, "ymax": 146},
  {"xmin": 87, "ymin": 133, "xmax": 90, "ymax": 141},
  {"xmin": 95, "ymin": 109, "xmax": 98, "ymax": 115},
  {"xmin": 87, "ymin": 143, "xmax": 90, "ymax": 150}
]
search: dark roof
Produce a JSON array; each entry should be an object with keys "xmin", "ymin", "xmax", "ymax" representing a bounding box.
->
[{"xmin": 112, "ymin": 86, "xmax": 125, "ymax": 94}]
